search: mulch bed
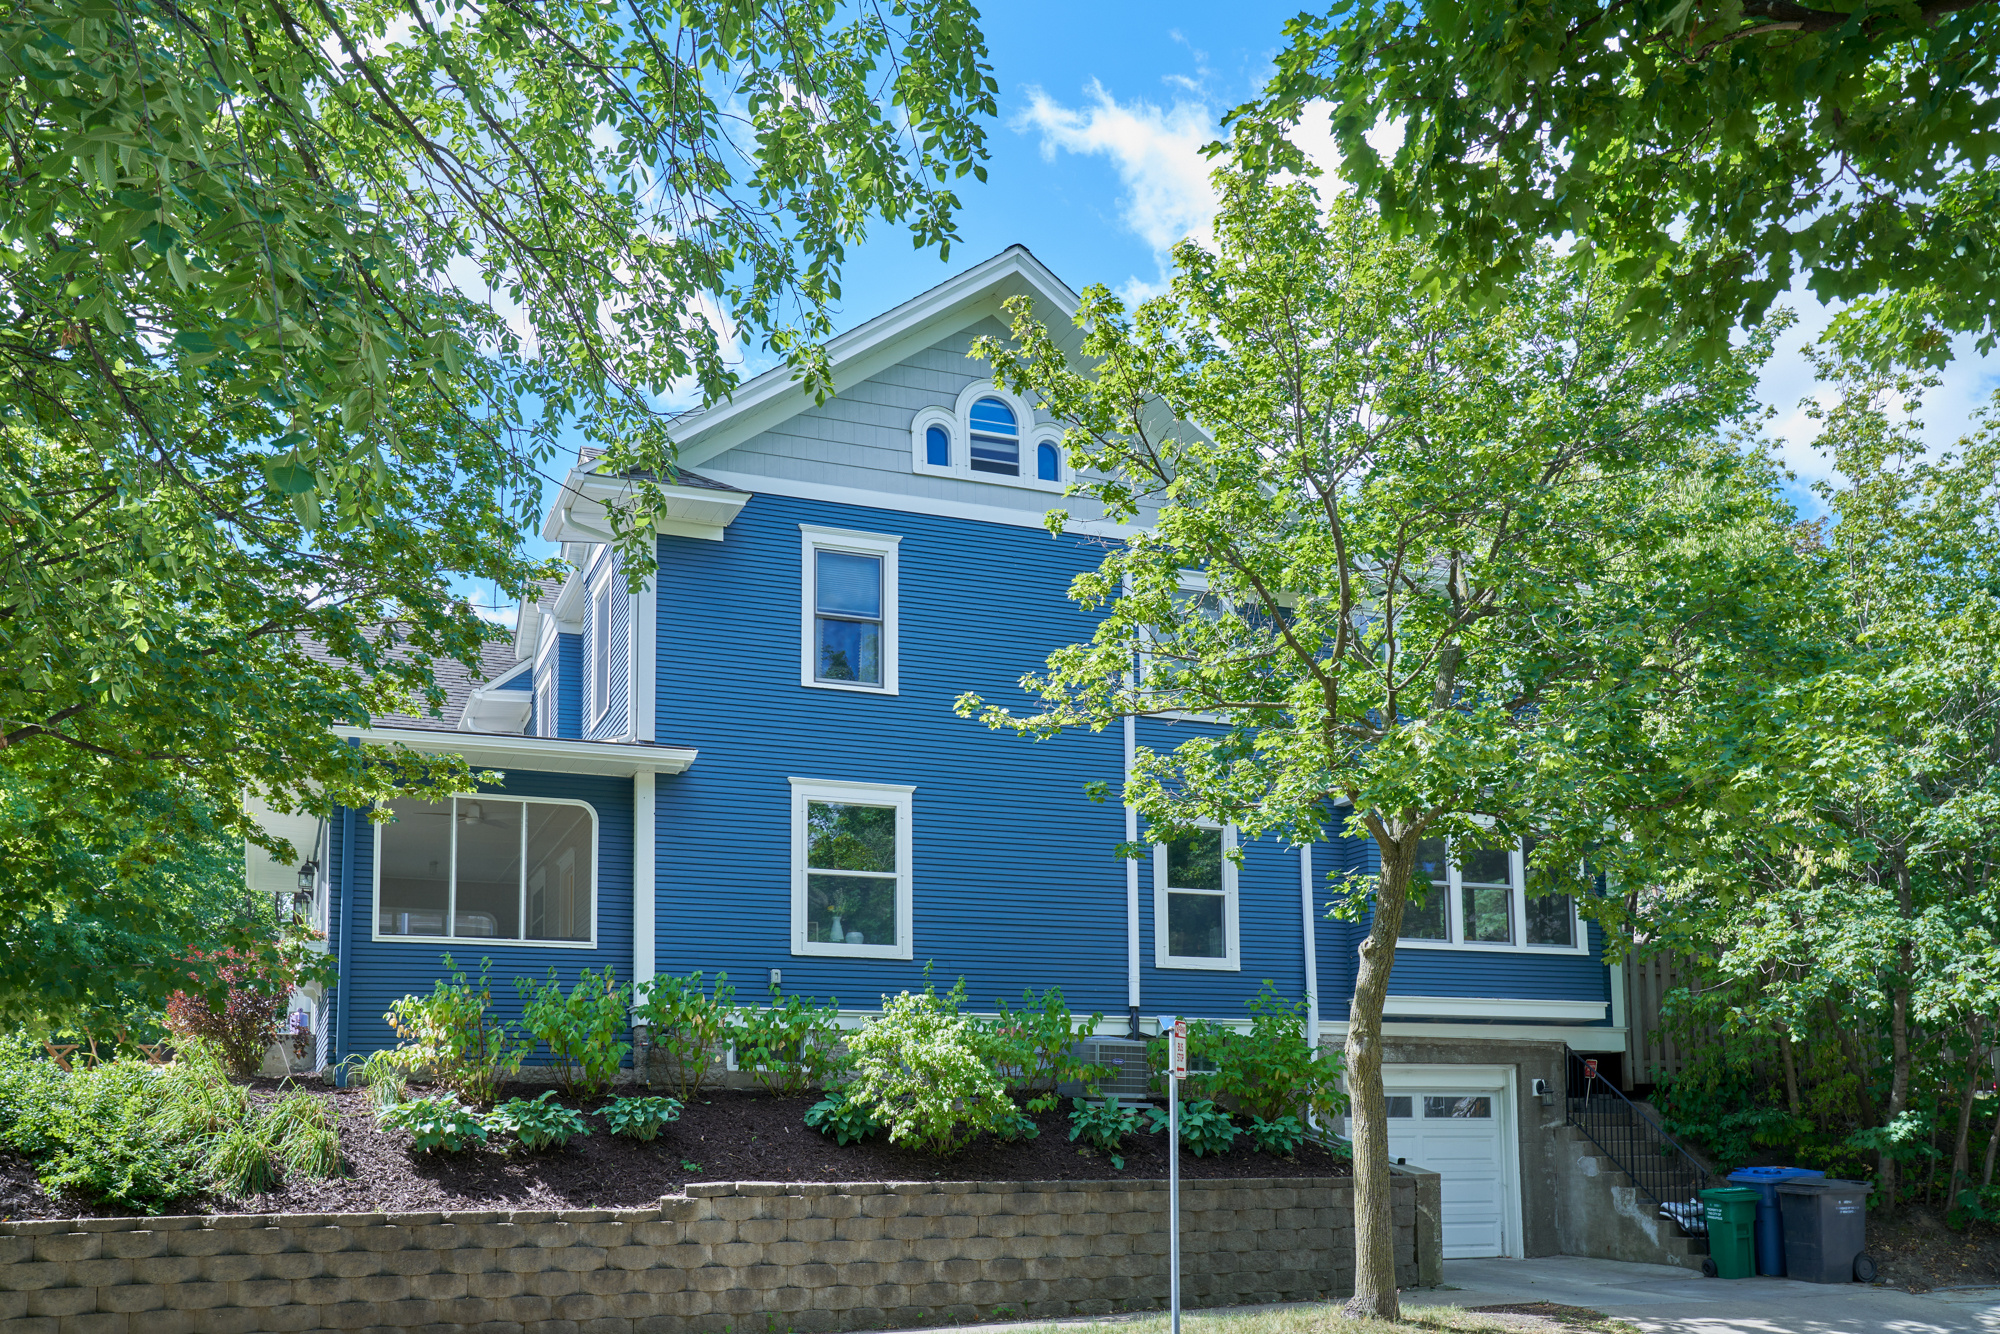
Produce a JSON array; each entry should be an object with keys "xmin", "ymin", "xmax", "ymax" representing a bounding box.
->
[
  {"xmin": 0, "ymin": 1082, "xmax": 1348, "ymax": 1222},
  {"xmin": 1863, "ymin": 1203, "xmax": 2000, "ymax": 1293}
]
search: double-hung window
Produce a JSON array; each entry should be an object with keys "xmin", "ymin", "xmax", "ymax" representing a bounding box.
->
[
  {"xmin": 789, "ymin": 778, "xmax": 914, "ymax": 959},
  {"xmin": 1399, "ymin": 831, "xmax": 1582, "ymax": 952},
  {"xmin": 375, "ymin": 796, "xmax": 596, "ymax": 945},
  {"xmin": 1154, "ymin": 826, "xmax": 1240, "ymax": 970},
  {"xmin": 800, "ymin": 526, "xmax": 899, "ymax": 693}
]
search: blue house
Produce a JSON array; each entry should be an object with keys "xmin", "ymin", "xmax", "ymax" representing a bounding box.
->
[{"xmin": 262, "ymin": 247, "xmax": 1629, "ymax": 1261}]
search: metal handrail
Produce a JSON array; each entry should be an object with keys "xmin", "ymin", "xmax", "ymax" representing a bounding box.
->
[{"xmin": 1565, "ymin": 1050, "xmax": 1710, "ymax": 1231}]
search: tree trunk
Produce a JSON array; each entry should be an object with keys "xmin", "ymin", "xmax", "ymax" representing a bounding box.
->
[
  {"xmin": 1881, "ymin": 852, "xmax": 1915, "ymax": 1210},
  {"xmin": 1343, "ymin": 830, "xmax": 1414, "ymax": 1322},
  {"xmin": 1984, "ymin": 1088, "xmax": 2000, "ymax": 1188},
  {"xmin": 1824, "ymin": 994, "xmax": 1878, "ymax": 1132},
  {"xmin": 1779, "ymin": 1031, "xmax": 1801, "ymax": 1116},
  {"xmin": 1948, "ymin": 1024, "xmax": 1986, "ymax": 1209}
]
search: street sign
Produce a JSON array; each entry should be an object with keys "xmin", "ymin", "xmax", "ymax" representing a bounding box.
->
[{"xmin": 1168, "ymin": 1019, "xmax": 1188, "ymax": 1080}]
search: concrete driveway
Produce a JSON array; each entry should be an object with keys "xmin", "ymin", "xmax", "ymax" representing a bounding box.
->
[{"xmin": 1409, "ymin": 1255, "xmax": 2000, "ymax": 1333}]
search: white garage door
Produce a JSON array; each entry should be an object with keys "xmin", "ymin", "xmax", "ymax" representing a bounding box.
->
[{"xmin": 1383, "ymin": 1087, "xmax": 1510, "ymax": 1259}]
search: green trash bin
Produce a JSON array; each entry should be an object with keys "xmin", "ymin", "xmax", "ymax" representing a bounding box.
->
[{"xmin": 1699, "ymin": 1187, "xmax": 1761, "ymax": 1279}]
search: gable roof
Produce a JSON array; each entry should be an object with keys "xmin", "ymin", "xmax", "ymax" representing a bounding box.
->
[{"xmin": 667, "ymin": 245, "xmax": 1078, "ymax": 471}]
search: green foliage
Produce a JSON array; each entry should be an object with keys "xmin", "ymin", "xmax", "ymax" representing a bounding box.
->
[
  {"xmin": 733, "ymin": 985, "xmax": 848, "ymax": 1097},
  {"xmin": 1151, "ymin": 1100, "xmax": 1238, "ymax": 1157},
  {"xmin": 206, "ymin": 1121, "xmax": 282, "ymax": 1197},
  {"xmin": 1067, "ymin": 1097, "xmax": 1143, "ymax": 1171},
  {"xmin": 600, "ymin": 1096, "xmax": 683, "ymax": 1143},
  {"xmin": 0, "ymin": 0, "xmax": 995, "ymax": 1028},
  {"xmin": 846, "ymin": 978, "xmax": 1015, "ymax": 1155},
  {"xmin": 980, "ymin": 987, "xmax": 1110, "ymax": 1112},
  {"xmin": 1237, "ymin": 0, "xmax": 2000, "ymax": 361},
  {"xmin": 352, "ymin": 1051, "xmax": 410, "ymax": 1116},
  {"xmin": 804, "ymin": 1086, "xmax": 887, "ymax": 1147},
  {"xmin": 1246, "ymin": 1115, "xmax": 1308, "ymax": 1157},
  {"xmin": 995, "ymin": 1109, "xmax": 1041, "ymax": 1142},
  {"xmin": 492, "ymin": 1091, "xmax": 590, "ymax": 1153},
  {"xmin": 381, "ymin": 1096, "xmax": 493, "ymax": 1155},
  {"xmin": 263, "ymin": 1090, "xmax": 342, "ymax": 1179},
  {"xmin": 633, "ymin": 971, "xmax": 736, "ymax": 1102},
  {"xmin": 152, "ymin": 1041, "xmax": 251, "ymax": 1141},
  {"xmin": 163, "ymin": 946, "xmax": 299, "ymax": 1076},
  {"xmin": 379, "ymin": 956, "xmax": 528, "ymax": 1105},
  {"xmin": 516, "ymin": 967, "xmax": 630, "ymax": 1098},
  {"xmin": 1183, "ymin": 985, "xmax": 1347, "ymax": 1123}
]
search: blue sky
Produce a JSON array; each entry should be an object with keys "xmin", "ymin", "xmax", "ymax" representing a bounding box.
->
[{"xmin": 476, "ymin": 2, "xmax": 2000, "ymax": 617}]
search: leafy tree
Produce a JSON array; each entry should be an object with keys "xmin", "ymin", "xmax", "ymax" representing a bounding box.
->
[
  {"xmin": 1631, "ymin": 355, "xmax": 2000, "ymax": 1212},
  {"xmin": 0, "ymin": 0, "xmax": 994, "ymax": 1007},
  {"xmin": 1236, "ymin": 0, "xmax": 2000, "ymax": 360},
  {"xmin": 956, "ymin": 169, "xmax": 1809, "ymax": 1317}
]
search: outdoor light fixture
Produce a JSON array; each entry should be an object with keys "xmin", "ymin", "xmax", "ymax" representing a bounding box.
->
[{"xmin": 296, "ymin": 860, "xmax": 318, "ymax": 894}]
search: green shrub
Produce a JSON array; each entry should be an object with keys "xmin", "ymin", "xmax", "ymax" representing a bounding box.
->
[
  {"xmin": 517, "ymin": 967, "xmax": 631, "ymax": 1098},
  {"xmin": 980, "ymin": 987, "xmax": 1110, "ymax": 1112},
  {"xmin": 600, "ymin": 1095, "xmax": 682, "ymax": 1142},
  {"xmin": 352, "ymin": 1050, "xmax": 409, "ymax": 1116},
  {"xmin": 995, "ymin": 1108, "xmax": 1040, "ymax": 1142},
  {"xmin": 1182, "ymin": 983, "xmax": 1347, "ymax": 1123},
  {"xmin": 163, "ymin": 946, "xmax": 297, "ymax": 1076},
  {"xmin": 34, "ymin": 1060, "xmax": 204, "ymax": 1211},
  {"xmin": 492, "ymin": 1090, "xmax": 590, "ymax": 1151},
  {"xmin": 632, "ymin": 970, "xmax": 735, "ymax": 1101},
  {"xmin": 733, "ymin": 984, "xmax": 848, "ymax": 1096},
  {"xmin": 846, "ymin": 978, "xmax": 1015, "ymax": 1155},
  {"xmin": 154, "ymin": 1041, "xmax": 249, "ymax": 1140},
  {"xmin": 1150, "ymin": 1099, "xmax": 1238, "ymax": 1156},
  {"xmin": 804, "ymin": 1086, "xmax": 885, "ymax": 1145},
  {"xmin": 380, "ymin": 955, "xmax": 529, "ymax": 1105},
  {"xmin": 263, "ymin": 1089, "xmax": 342, "ymax": 1178},
  {"xmin": 381, "ymin": 1094, "xmax": 493, "ymax": 1153},
  {"xmin": 207, "ymin": 1120, "xmax": 282, "ymax": 1195},
  {"xmin": 1068, "ymin": 1096, "xmax": 1143, "ymax": 1170},
  {"xmin": 1246, "ymin": 1114, "xmax": 1307, "ymax": 1156}
]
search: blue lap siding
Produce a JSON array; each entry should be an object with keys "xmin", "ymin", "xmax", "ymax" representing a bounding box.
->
[{"xmin": 326, "ymin": 769, "xmax": 634, "ymax": 1064}]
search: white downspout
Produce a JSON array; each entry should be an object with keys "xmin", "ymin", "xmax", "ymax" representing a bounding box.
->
[
  {"xmin": 1301, "ymin": 841, "xmax": 1320, "ymax": 1051},
  {"xmin": 633, "ymin": 770, "xmax": 656, "ymax": 993},
  {"xmin": 1125, "ymin": 710, "xmax": 1141, "ymax": 1038}
]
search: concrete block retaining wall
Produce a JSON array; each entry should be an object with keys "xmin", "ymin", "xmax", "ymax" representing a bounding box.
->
[{"xmin": 0, "ymin": 1176, "xmax": 1417, "ymax": 1334}]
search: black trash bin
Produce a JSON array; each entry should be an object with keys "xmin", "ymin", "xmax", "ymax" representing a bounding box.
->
[{"xmin": 1775, "ymin": 1178, "xmax": 1872, "ymax": 1283}]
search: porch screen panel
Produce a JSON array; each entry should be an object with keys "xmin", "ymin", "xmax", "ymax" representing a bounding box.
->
[
  {"xmin": 452, "ymin": 800, "xmax": 522, "ymax": 939},
  {"xmin": 526, "ymin": 802, "xmax": 594, "ymax": 941},
  {"xmin": 377, "ymin": 800, "xmax": 452, "ymax": 936}
]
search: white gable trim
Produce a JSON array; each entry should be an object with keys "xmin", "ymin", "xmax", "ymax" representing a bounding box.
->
[{"xmin": 670, "ymin": 247, "xmax": 1079, "ymax": 471}]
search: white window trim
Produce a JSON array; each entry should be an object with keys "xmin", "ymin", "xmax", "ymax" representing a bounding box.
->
[
  {"xmin": 589, "ymin": 576, "xmax": 612, "ymax": 725},
  {"xmin": 1397, "ymin": 831, "xmax": 1588, "ymax": 956},
  {"xmin": 907, "ymin": 382, "xmax": 1066, "ymax": 493},
  {"xmin": 788, "ymin": 777, "xmax": 915, "ymax": 960},
  {"xmin": 799, "ymin": 524, "xmax": 900, "ymax": 695},
  {"xmin": 1153, "ymin": 823, "xmax": 1241, "ymax": 971},
  {"xmin": 371, "ymin": 794, "xmax": 600, "ymax": 949}
]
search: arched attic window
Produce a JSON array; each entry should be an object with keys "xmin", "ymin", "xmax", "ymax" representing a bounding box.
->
[
  {"xmin": 925, "ymin": 424, "xmax": 951, "ymax": 467},
  {"xmin": 1036, "ymin": 439, "xmax": 1061, "ymax": 482},
  {"xmin": 968, "ymin": 397, "xmax": 1019, "ymax": 476}
]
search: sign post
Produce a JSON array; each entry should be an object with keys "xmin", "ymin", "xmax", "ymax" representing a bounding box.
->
[{"xmin": 1166, "ymin": 1017, "xmax": 1188, "ymax": 1334}]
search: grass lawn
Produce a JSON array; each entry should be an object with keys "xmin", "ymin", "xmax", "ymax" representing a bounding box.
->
[{"xmin": 1002, "ymin": 1301, "xmax": 1636, "ymax": 1334}]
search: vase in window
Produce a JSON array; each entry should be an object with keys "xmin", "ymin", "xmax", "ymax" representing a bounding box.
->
[
  {"xmin": 828, "ymin": 916, "xmax": 844, "ymax": 943},
  {"xmin": 846, "ymin": 930, "xmax": 864, "ymax": 946}
]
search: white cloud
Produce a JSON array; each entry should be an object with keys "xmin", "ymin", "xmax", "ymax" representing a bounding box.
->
[{"xmin": 1015, "ymin": 82, "xmax": 1220, "ymax": 301}]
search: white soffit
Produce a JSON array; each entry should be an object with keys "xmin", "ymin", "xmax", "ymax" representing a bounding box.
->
[
  {"xmin": 335, "ymin": 726, "xmax": 697, "ymax": 777},
  {"xmin": 1381, "ymin": 995, "xmax": 1610, "ymax": 1022}
]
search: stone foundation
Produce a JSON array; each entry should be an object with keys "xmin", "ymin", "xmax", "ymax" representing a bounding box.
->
[{"xmin": 0, "ymin": 1176, "xmax": 1416, "ymax": 1334}]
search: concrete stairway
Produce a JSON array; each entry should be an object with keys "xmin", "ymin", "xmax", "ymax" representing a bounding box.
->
[{"xmin": 1554, "ymin": 1122, "xmax": 1712, "ymax": 1269}]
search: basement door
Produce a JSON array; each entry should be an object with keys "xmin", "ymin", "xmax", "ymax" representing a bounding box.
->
[{"xmin": 1381, "ymin": 1067, "xmax": 1517, "ymax": 1259}]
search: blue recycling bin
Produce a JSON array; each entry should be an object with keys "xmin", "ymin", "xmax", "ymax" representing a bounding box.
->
[{"xmin": 1728, "ymin": 1167, "xmax": 1825, "ymax": 1275}]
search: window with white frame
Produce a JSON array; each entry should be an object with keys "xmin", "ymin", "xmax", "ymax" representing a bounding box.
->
[
  {"xmin": 1399, "ymin": 832, "xmax": 1582, "ymax": 951},
  {"xmin": 909, "ymin": 385, "xmax": 1064, "ymax": 490},
  {"xmin": 1154, "ymin": 826, "xmax": 1240, "ymax": 970},
  {"xmin": 800, "ymin": 525, "xmax": 899, "ymax": 693},
  {"xmin": 789, "ymin": 778, "xmax": 914, "ymax": 959},
  {"xmin": 375, "ymin": 796, "xmax": 596, "ymax": 945},
  {"xmin": 590, "ymin": 580, "xmax": 611, "ymax": 722}
]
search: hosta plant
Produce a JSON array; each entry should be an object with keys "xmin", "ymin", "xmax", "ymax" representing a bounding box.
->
[
  {"xmin": 1150, "ymin": 1099, "xmax": 1238, "ymax": 1157},
  {"xmin": 1246, "ymin": 1114, "xmax": 1307, "ymax": 1157},
  {"xmin": 381, "ymin": 1095, "xmax": 492, "ymax": 1154},
  {"xmin": 1068, "ymin": 1096, "xmax": 1143, "ymax": 1170},
  {"xmin": 600, "ymin": 1096, "xmax": 683, "ymax": 1142},
  {"xmin": 492, "ymin": 1091, "xmax": 589, "ymax": 1152},
  {"xmin": 804, "ymin": 1086, "xmax": 885, "ymax": 1146}
]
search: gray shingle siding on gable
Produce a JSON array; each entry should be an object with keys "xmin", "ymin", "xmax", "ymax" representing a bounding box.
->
[{"xmin": 702, "ymin": 319, "xmax": 1117, "ymax": 523}]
